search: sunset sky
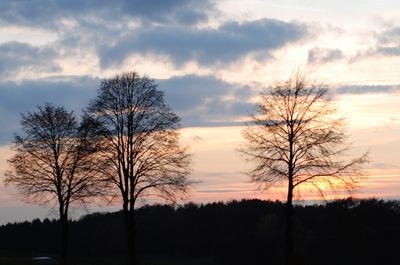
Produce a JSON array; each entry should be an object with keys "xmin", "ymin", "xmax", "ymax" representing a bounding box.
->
[{"xmin": 0, "ymin": 0, "xmax": 399, "ymax": 224}]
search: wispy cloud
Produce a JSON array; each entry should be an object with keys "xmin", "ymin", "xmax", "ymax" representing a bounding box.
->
[
  {"xmin": 349, "ymin": 24, "xmax": 400, "ymax": 63},
  {"xmin": 335, "ymin": 84, "xmax": 400, "ymax": 95},
  {"xmin": 308, "ymin": 47, "xmax": 344, "ymax": 65}
]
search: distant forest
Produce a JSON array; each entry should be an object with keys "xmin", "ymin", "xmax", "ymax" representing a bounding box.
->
[{"xmin": 1, "ymin": 198, "xmax": 399, "ymax": 265}]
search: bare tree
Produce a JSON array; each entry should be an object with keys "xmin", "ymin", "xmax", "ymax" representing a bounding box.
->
[
  {"xmin": 4, "ymin": 103, "xmax": 106, "ymax": 265},
  {"xmin": 239, "ymin": 72, "xmax": 368, "ymax": 264},
  {"xmin": 87, "ymin": 71, "xmax": 192, "ymax": 265}
]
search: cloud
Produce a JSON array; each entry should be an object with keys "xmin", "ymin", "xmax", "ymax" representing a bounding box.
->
[
  {"xmin": 0, "ymin": 74, "xmax": 256, "ymax": 145},
  {"xmin": 371, "ymin": 162, "xmax": 400, "ymax": 170},
  {"xmin": 159, "ymin": 75, "xmax": 232, "ymax": 111},
  {"xmin": 0, "ymin": 76, "xmax": 100, "ymax": 144},
  {"xmin": 98, "ymin": 18, "xmax": 311, "ymax": 68},
  {"xmin": 308, "ymin": 47, "xmax": 344, "ymax": 65},
  {"xmin": 3, "ymin": 76, "xmax": 397, "ymax": 147},
  {"xmin": 0, "ymin": 0, "xmax": 215, "ymax": 29},
  {"xmin": 364, "ymin": 46, "xmax": 400, "ymax": 58},
  {"xmin": 335, "ymin": 84, "xmax": 400, "ymax": 95},
  {"xmin": 0, "ymin": 41, "xmax": 61, "ymax": 78},
  {"xmin": 377, "ymin": 26, "xmax": 400, "ymax": 44},
  {"xmin": 119, "ymin": 0, "xmax": 216, "ymax": 25},
  {"xmin": 350, "ymin": 25, "xmax": 400, "ymax": 63},
  {"xmin": 0, "ymin": 1, "xmax": 312, "ymax": 74},
  {"xmin": 373, "ymin": 46, "xmax": 400, "ymax": 56},
  {"xmin": 350, "ymin": 46, "xmax": 400, "ymax": 63},
  {"xmin": 159, "ymin": 75, "xmax": 256, "ymax": 127}
]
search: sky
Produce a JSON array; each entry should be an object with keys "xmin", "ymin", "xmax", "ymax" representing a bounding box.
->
[{"xmin": 0, "ymin": 0, "xmax": 399, "ymax": 224}]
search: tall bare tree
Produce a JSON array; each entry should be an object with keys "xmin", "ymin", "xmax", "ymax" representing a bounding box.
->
[
  {"xmin": 239, "ymin": 72, "xmax": 368, "ymax": 264},
  {"xmin": 87, "ymin": 71, "xmax": 191, "ymax": 265},
  {"xmin": 4, "ymin": 103, "xmax": 105, "ymax": 265}
]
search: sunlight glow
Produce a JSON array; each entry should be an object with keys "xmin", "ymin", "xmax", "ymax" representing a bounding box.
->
[{"xmin": 335, "ymin": 93, "xmax": 400, "ymax": 129}]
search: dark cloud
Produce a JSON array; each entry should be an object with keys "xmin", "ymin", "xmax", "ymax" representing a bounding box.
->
[
  {"xmin": 159, "ymin": 75, "xmax": 232, "ymax": 112},
  {"xmin": 0, "ymin": 0, "xmax": 215, "ymax": 28},
  {"xmin": 119, "ymin": 0, "xmax": 215, "ymax": 25},
  {"xmin": 0, "ymin": 74, "xmax": 256, "ymax": 145},
  {"xmin": 0, "ymin": 42, "xmax": 61, "ymax": 77},
  {"xmin": 98, "ymin": 19, "xmax": 311, "ymax": 67},
  {"xmin": 159, "ymin": 75, "xmax": 256, "ymax": 127},
  {"xmin": 0, "ymin": 1, "xmax": 217, "ymax": 71},
  {"xmin": 335, "ymin": 84, "xmax": 400, "ymax": 95},
  {"xmin": 0, "ymin": 1, "xmax": 311, "ymax": 72},
  {"xmin": 3, "ymin": 75, "xmax": 396, "ymax": 148},
  {"xmin": 308, "ymin": 47, "xmax": 344, "ymax": 65},
  {"xmin": 99, "ymin": 19, "xmax": 310, "ymax": 67},
  {"xmin": 0, "ymin": 76, "xmax": 99, "ymax": 144},
  {"xmin": 3, "ymin": 76, "xmax": 397, "ymax": 147}
]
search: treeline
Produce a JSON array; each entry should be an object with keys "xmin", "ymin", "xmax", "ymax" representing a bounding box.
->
[{"xmin": 1, "ymin": 198, "xmax": 399, "ymax": 265}]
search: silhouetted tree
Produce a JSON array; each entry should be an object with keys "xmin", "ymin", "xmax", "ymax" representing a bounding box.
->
[
  {"xmin": 4, "ymin": 103, "xmax": 106, "ymax": 265},
  {"xmin": 87, "ymin": 71, "xmax": 192, "ymax": 265},
  {"xmin": 239, "ymin": 72, "xmax": 368, "ymax": 264}
]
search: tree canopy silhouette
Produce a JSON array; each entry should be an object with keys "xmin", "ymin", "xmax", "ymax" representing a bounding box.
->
[
  {"xmin": 2, "ymin": 198, "xmax": 400, "ymax": 265},
  {"xmin": 4, "ymin": 103, "xmax": 106, "ymax": 265},
  {"xmin": 239, "ymin": 72, "xmax": 368, "ymax": 264},
  {"xmin": 86, "ymin": 71, "xmax": 192, "ymax": 265}
]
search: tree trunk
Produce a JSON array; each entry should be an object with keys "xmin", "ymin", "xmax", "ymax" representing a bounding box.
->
[
  {"xmin": 285, "ymin": 181, "xmax": 294, "ymax": 265},
  {"xmin": 59, "ymin": 209, "xmax": 69, "ymax": 265},
  {"xmin": 123, "ymin": 206, "xmax": 136, "ymax": 265}
]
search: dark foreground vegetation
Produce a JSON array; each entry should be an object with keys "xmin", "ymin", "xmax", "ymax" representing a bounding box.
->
[{"xmin": 0, "ymin": 198, "xmax": 399, "ymax": 265}]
